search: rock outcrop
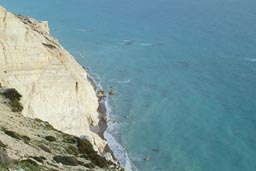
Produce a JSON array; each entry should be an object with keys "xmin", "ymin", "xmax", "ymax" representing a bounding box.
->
[{"xmin": 0, "ymin": 6, "xmax": 107, "ymax": 155}]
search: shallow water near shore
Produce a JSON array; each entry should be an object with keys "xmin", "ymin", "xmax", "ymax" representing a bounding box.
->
[{"xmin": 2, "ymin": 0, "xmax": 256, "ymax": 171}]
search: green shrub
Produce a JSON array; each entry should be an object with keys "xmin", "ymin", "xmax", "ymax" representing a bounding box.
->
[
  {"xmin": 38, "ymin": 144, "xmax": 51, "ymax": 153},
  {"xmin": 44, "ymin": 122, "xmax": 55, "ymax": 131},
  {"xmin": 83, "ymin": 162, "xmax": 95, "ymax": 168},
  {"xmin": 1, "ymin": 88, "xmax": 23, "ymax": 112},
  {"xmin": 77, "ymin": 138, "xmax": 95, "ymax": 154},
  {"xmin": 34, "ymin": 118, "xmax": 55, "ymax": 130},
  {"xmin": 1, "ymin": 88, "xmax": 22, "ymax": 101},
  {"xmin": 79, "ymin": 154, "xmax": 89, "ymax": 159},
  {"xmin": 53, "ymin": 156, "xmax": 79, "ymax": 166},
  {"xmin": 4, "ymin": 130, "xmax": 21, "ymax": 140},
  {"xmin": 66, "ymin": 145, "xmax": 79, "ymax": 156},
  {"xmin": 9, "ymin": 99, "xmax": 23, "ymax": 112},
  {"xmin": 4, "ymin": 130, "xmax": 30, "ymax": 143},
  {"xmin": 88, "ymin": 152, "xmax": 109, "ymax": 168},
  {"xmin": 45, "ymin": 136, "xmax": 56, "ymax": 142},
  {"xmin": 19, "ymin": 159, "xmax": 41, "ymax": 171},
  {"xmin": 21, "ymin": 135, "xmax": 31, "ymax": 144},
  {"xmin": 76, "ymin": 138, "xmax": 111, "ymax": 168},
  {"xmin": 63, "ymin": 134, "xmax": 77, "ymax": 144}
]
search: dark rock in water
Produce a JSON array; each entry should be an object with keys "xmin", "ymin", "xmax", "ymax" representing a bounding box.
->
[
  {"xmin": 97, "ymin": 90, "xmax": 105, "ymax": 97},
  {"xmin": 144, "ymin": 157, "xmax": 151, "ymax": 161},
  {"xmin": 175, "ymin": 61, "xmax": 190, "ymax": 68},
  {"xmin": 108, "ymin": 90, "xmax": 115, "ymax": 96},
  {"xmin": 123, "ymin": 40, "xmax": 134, "ymax": 45},
  {"xmin": 152, "ymin": 149, "xmax": 160, "ymax": 152}
]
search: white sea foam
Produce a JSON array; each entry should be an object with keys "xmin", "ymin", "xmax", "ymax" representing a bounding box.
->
[
  {"xmin": 86, "ymin": 70, "xmax": 133, "ymax": 171},
  {"xmin": 119, "ymin": 39, "xmax": 135, "ymax": 46},
  {"xmin": 77, "ymin": 28, "xmax": 92, "ymax": 32},
  {"xmin": 86, "ymin": 71, "xmax": 103, "ymax": 90},
  {"xmin": 140, "ymin": 43, "xmax": 153, "ymax": 47},
  {"xmin": 79, "ymin": 54, "xmax": 85, "ymax": 59},
  {"xmin": 140, "ymin": 42, "xmax": 164, "ymax": 47},
  {"xmin": 244, "ymin": 58, "xmax": 256, "ymax": 62},
  {"xmin": 110, "ymin": 79, "xmax": 131, "ymax": 84},
  {"xmin": 103, "ymin": 96, "xmax": 133, "ymax": 171},
  {"xmin": 104, "ymin": 132, "xmax": 133, "ymax": 171},
  {"xmin": 117, "ymin": 80, "xmax": 131, "ymax": 84}
]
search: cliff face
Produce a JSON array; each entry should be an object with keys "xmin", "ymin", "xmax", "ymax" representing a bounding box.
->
[{"xmin": 0, "ymin": 6, "xmax": 106, "ymax": 155}]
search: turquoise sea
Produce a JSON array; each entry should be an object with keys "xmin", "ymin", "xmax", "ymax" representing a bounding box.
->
[{"xmin": 2, "ymin": 0, "xmax": 256, "ymax": 171}]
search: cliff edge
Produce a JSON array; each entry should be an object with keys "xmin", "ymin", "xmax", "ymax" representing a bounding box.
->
[{"xmin": 0, "ymin": 6, "xmax": 109, "ymax": 157}]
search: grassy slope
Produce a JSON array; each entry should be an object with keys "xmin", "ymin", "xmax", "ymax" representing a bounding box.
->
[{"xmin": 0, "ymin": 88, "xmax": 123, "ymax": 171}]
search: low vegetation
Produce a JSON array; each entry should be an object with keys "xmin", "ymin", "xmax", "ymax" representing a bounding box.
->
[
  {"xmin": 53, "ymin": 156, "xmax": 79, "ymax": 166},
  {"xmin": 34, "ymin": 118, "xmax": 55, "ymax": 130},
  {"xmin": 30, "ymin": 156, "xmax": 45, "ymax": 163},
  {"xmin": 76, "ymin": 138, "xmax": 111, "ymax": 168},
  {"xmin": 0, "ymin": 87, "xmax": 122, "ymax": 170},
  {"xmin": 63, "ymin": 134, "xmax": 77, "ymax": 144},
  {"xmin": 0, "ymin": 88, "xmax": 23, "ymax": 112},
  {"xmin": 0, "ymin": 150, "xmax": 12, "ymax": 170},
  {"xmin": 19, "ymin": 159, "xmax": 41, "ymax": 171},
  {"xmin": 4, "ymin": 130, "xmax": 30, "ymax": 144},
  {"xmin": 88, "ymin": 152, "xmax": 110, "ymax": 168},
  {"xmin": 38, "ymin": 144, "xmax": 51, "ymax": 153},
  {"xmin": 4, "ymin": 130, "xmax": 21, "ymax": 140},
  {"xmin": 45, "ymin": 136, "xmax": 56, "ymax": 142},
  {"xmin": 0, "ymin": 140, "xmax": 7, "ymax": 149},
  {"xmin": 65, "ymin": 145, "xmax": 79, "ymax": 156},
  {"xmin": 77, "ymin": 138, "xmax": 95, "ymax": 154}
]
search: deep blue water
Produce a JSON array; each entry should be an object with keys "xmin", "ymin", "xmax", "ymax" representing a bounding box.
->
[{"xmin": 2, "ymin": 0, "xmax": 256, "ymax": 170}]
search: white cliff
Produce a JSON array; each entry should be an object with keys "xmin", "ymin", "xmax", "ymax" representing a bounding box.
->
[{"xmin": 0, "ymin": 6, "xmax": 107, "ymax": 154}]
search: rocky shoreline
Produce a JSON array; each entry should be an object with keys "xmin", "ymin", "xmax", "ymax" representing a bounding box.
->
[{"xmin": 86, "ymin": 73, "xmax": 117, "ymax": 161}]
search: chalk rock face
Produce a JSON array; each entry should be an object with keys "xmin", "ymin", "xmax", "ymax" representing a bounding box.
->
[{"xmin": 0, "ymin": 6, "xmax": 106, "ymax": 154}]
